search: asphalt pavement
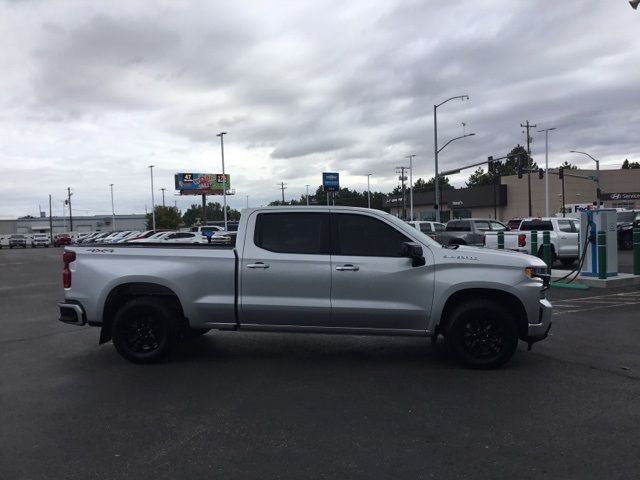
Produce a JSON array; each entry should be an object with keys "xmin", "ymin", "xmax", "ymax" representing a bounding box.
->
[{"xmin": 1, "ymin": 247, "xmax": 639, "ymax": 480}]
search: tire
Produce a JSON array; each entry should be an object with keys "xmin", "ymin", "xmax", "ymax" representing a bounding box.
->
[
  {"xmin": 111, "ymin": 297, "xmax": 180, "ymax": 364},
  {"xmin": 621, "ymin": 233, "xmax": 633, "ymax": 251},
  {"xmin": 444, "ymin": 300, "xmax": 519, "ymax": 369}
]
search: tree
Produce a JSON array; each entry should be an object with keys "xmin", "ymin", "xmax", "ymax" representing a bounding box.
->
[
  {"xmin": 466, "ymin": 144, "xmax": 538, "ymax": 187},
  {"xmin": 559, "ymin": 161, "xmax": 578, "ymax": 170},
  {"xmin": 392, "ymin": 176, "xmax": 453, "ymax": 195},
  {"xmin": 181, "ymin": 201, "xmax": 241, "ymax": 227},
  {"xmin": 622, "ymin": 159, "xmax": 640, "ymax": 169},
  {"xmin": 146, "ymin": 206, "xmax": 182, "ymax": 230}
]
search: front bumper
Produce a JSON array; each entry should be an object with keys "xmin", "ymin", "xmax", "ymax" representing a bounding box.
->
[
  {"xmin": 524, "ymin": 298, "xmax": 553, "ymax": 343},
  {"xmin": 58, "ymin": 302, "xmax": 86, "ymax": 326}
]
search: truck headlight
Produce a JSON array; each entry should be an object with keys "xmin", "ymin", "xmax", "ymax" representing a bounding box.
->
[{"xmin": 525, "ymin": 267, "xmax": 550, "ymax": 289}]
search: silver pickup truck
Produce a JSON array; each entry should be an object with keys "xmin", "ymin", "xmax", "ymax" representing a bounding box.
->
[{"xmin": 58, "ymin": 207, "xmax": 552, "ymax": 369}]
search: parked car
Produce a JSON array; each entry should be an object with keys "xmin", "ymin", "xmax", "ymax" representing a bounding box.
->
[
  {"xmin": 83, "ymin": 232, "xmax": 112, "ymax": 244},
  {"xmin": 128, "ymin": 231, "xmax": 176, "ymax": 243},
  {"xmin": 209, "ymin": 231, "xmax": 238, "ymax": 245},
  {"xmin": 189, "ymin": 225, "xmax": 224, "ymax": 241},
  {"xmin": 616, "ymin": 210, "xmax": 640, "ymax": 250},
  {"xmin": 31, "ymin": 233, "xmax": 50, "ymax": 248},
  {"xmin": 434, "ymin": 218, "xmax": 508, "ymax": 246},
  {"xmin": 485, "ymin": 217, "xmax": 580, "ymax": 267},
  {"xmin": 58, "ymin": 206, "xmax": 552, "ymax": 369},
  {"xmin": 406, "ymin": 221, "xmax": 446, "ymax": 239},
  {"xmin": 9, "ymin": 234, "xmax": 27, "ymax": 249},
  {"xmin": 54, "ymin": 234, "xmax": 72, "ymax": 247},
  {"xmin": 162, "ymin": 232, "xmax": 204, "ymax": 244}
]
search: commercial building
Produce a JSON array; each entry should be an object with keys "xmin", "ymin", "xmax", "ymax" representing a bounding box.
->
[
  {"xmin": 0, "ymin": 214, "xmax": 147, "ymax": 236},
  {"xmin": 385, "ymin": 168, "xmax": 640, "ymax": 222}
]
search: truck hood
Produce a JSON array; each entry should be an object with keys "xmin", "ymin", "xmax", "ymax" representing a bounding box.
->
[{"xmin": 431, "ymin": 244, "xmax": 547, "ymax": 269}]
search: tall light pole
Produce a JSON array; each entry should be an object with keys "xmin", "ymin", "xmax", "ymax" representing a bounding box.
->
[
  {"xmin": 366, "ymin": 174, "xmax": 372, "ymax": 209},
  {"xmin": 246, "ymin": 195, "xmax": 249, "ymax": 209},
  {"xmin": 305, "ymin": 185, "xmax": 310, "ymax": 206},
  {"xmin": 217, "ymin": 132, "xmax": 228, "ymax": 230},
  {"xmin": 434, "ymin": 95, "xmax": 471, "ymax": 222},
  {"xmin": 395, "ymin": 166, "xmax": 409, "ymax": 219},
  {"xmin": 160, "ymin": 187, "xmax": 166, "ymax": 207},
  {"xmin": 149, "ymin": 165, "xmax": 156, "ymax": 231},
  {"xmin": 570, "ymin": 150, "xmax": 600, "ymax": 205},
  {"xmin": 537, "ymin": 127, "xmax": 556, "ymax": 217},
  {"xmin": 110, "ymin": 183, "xmax": 116, "ymax": 231},
  {"xmin": 406, "ymin": 155, "xmax": 416, "ymax": 220}
]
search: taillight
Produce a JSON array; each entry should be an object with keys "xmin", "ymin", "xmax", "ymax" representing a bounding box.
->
[
  {"xmin": 63, "ymin": 251, "xmax": 76, "ymax": 288},
  {"xmin": 518, "ymin": 234, "xmax": 526, "ymax": 248}
]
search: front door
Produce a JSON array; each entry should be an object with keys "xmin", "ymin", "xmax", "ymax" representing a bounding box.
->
[{"xmin": 330, "ymin": 213, "xmax": 433, "ymax": 332}]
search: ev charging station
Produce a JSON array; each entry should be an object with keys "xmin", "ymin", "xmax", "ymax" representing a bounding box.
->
[{"xmin": 579, "ymin": 208, "xmax": 618, "ymax": 278}]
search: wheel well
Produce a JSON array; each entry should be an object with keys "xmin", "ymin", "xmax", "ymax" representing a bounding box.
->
[
  {"xmin": 100, "ymin": 283, "xmax": 185, "ymax": 344},
  {"xmin": 438, "ymin": 288, "xmax": 528, "ymax": 338}
]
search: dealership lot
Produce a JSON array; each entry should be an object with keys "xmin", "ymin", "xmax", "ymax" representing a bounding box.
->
[{"xmin": 1, "ymin": 247, "xmax": 640, "ymax": 479}]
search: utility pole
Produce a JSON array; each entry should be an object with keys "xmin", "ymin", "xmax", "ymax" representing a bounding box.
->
[
  {"xmin": 395, "ymin": 166, "xmax": 408, "ymax": 219},
  {"xmin": 49, "ymin": 194, "xmax": 53, "ymax": 236},
  {"xmin": 406, "ymin": 155, "xmax": 416, "ymax": 220},
  {"xmin": 67, "ymin": 187, "xmax": 73, "ymax": 232},
  {"xmin": 520, "ymin": 120, "xmax": 536, "ymax": 216},
  {"xmin": 160, "ymin": 187, "xmax": 166, "ymax": 207},
  {"xmin": 278, "ymin": 182, "xmax": 287, "ymax": 204}
]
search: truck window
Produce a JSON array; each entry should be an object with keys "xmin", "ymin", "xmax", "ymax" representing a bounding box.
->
[
  {"xmin": 254, "ymin": 213, "xmax": 330, "ymax": 254},
  {"xmin": 475, "ymin": 221, "xmax": 491, "ymax": 231},
  {"xmin": 557, "ymin": 220, "xmax": 574, "ymax": 233},
  {"xmin": 334, "ymin": 214, "xmax": 410, "ymax": 257},
  {"xmin": 446, "ymin": 221, "xmax": 470, "ymax": 232},
  {"xmin": 520, "ymin": 221, "xmax": 553, "ymax": 231},
  {"xmin": 434, "ymin": 223, "xmax": 445, "ymax": 232},
  {"xmin": 489, "ymin": 221, "xmax": 507, "ymax": 231},
  {"xmin": 419, "ymin": 223, "xmax": 432, "ymax": 234}
]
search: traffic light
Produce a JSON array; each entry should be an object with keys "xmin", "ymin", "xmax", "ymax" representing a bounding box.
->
[
  {"xmin": 517, "ymin": 160, "xmax": 523, "ymax": 179},
  {"xmin": 538, "ymin": 168, "xmax": 544, "ymax": 179},
  {"xmin": 488, "ymin": 156, "xmax": 494, "ymax": 175},
  {"xmin": 558, "ymin": 167, "xmax": 564, "ymax": 180}
]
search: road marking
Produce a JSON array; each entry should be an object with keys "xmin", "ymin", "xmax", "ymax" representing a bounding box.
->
[
  {"xmin": 553, "ymin": 291, "xmax": 640, "ymax": 315},
  {"xmin": 0, "ymin": 282, "xmax": 59, "ymax": 292}
]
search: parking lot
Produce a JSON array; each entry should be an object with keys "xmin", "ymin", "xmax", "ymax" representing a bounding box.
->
[{"xmin": 1, "ymin": 247, "xmax": 640, "ymax": 479}]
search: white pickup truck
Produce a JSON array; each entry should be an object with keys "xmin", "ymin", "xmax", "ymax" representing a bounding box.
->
[
  {"xmin": 57, "ymin": 207, "xmax": 552, "ymax": 369},
  {"xmin": 485, "ymin": 217, "xmax": 580, "ymax": 267}
]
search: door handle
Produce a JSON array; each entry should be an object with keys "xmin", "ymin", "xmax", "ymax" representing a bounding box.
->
[
  {"xmin": 335, "ymin": 264, "xmax": 359, "ymax": 271},
  {"xmin": 247, "ymin": 262, "xmax": 270, "ymax": 269}
]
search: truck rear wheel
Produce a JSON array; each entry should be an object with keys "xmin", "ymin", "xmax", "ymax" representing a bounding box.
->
[
  {"xmin": 112, "ymin": 298, "xmax": 180, "ymax": 364},
  {"xmin": 444, "ymin": 300, "xmax": 518, "ymax": 369}
]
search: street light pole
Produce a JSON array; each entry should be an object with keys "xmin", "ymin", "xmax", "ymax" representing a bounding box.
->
[
  {"xmin": 160, "ymin": 188, "xmax": 166, "ymax": 208},
  {"xmin": 366, "ymin": 174, "xmax": 372, "ymax": 209},
  {"xmin": 537, "ymin": 127, "xmax": 556, "ymax": 217},
  {"xmin": 246, "ymin": 195, "xmax": 249, "ymax": 209},
  {"xmin": 570, "ymin": 150, "xmax": 600, "ymax": 205},
  {"xmin": 217, "ymin": 132, "xmax": 228, "ymax": 230},
  {"xmin": 110, "ymin": 183, "xmax": 116, "ymax": 231},
  {"xmin": 305, "ymin": 185, "xmax": 310, "ymax": 206},
  {"xmin": 406, "ymin": 155, "xmax": 415, "ymax": 220},
  {"xmin": 434, "ymin": 95, "xmax": 470, "ymax": 222},
  {"xmin": 149, "ymin": 165, "xmax": 156, "ymax": 231}
]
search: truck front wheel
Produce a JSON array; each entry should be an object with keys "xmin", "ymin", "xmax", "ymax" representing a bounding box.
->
[
  {"xmin": 444, "ymin": 300, "xmax": 518, "ymax": 369},
  {"xmin": 112, "ymin": 298, "xmax": 180, "ymax": 364}
]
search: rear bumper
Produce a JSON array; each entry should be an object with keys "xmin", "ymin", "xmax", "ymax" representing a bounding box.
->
[
  {"xmin": 58, "ymin": 302, "xmax": 87, "ymax": 326},
  {"xmin": 524, "ymin": 298, "xmax": 553, "ymax": 343}
]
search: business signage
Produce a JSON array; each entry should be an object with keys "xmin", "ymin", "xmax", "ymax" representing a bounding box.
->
[
  {"xmin": 322, "ymin": 172, "xmax": 340, "ymax": 192},
  {"xmin": 174, "ymin": 173, "xmax": 231, "ymax": 195},
  {"xmin": 600, "ymin": 192, "xmax": 640, "ymax": 201}
]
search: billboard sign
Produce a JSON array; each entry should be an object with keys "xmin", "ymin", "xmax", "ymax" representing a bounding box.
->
[
  {"xmin": 174, "ymin": 173, "xmax": 231, "ymax": 195},
  {"xmin": 322, "ymin": 172, "xmax": 340, "ymax": 192}
]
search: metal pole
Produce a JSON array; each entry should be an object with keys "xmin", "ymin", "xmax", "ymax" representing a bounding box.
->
[
  {"xmin": 305, "ymin": 185, "xmax": 310, "ymax": 206},
  {"xmin": 434, "ymin": 104, "xmax": 439, "ymax": 222},
  {"xmin": 110, "ymin": 184, "xmax": 115, "ymax": 231},
  {"xmin": 160, "ymin": 188, "xmax": 166, "ymax": 207},
  {"xmin": 49, "ymin": 194, "xmax": 53, "ymax": 236},
  {"xmin": 366, "ymin": 174, "xmax": 371, "ymax": 209},
  {"xmin": 538, "ymin": 127, "xmax": 556, "ymax": 217},
  {"xmin": 62, "ymin": 201, "xmax": 66, "ymax": 231},
  {"xmin": 149, "ymin": 165, "xmax": 156, "ymax": 231},
  {"xmin": 246, "ymin": 195, "xmax": 249, "ymax": 208},
  {"xmin": 406, "ymin": 155, "xmax": 415, "ymax": 220},
  {"xmin": 217, "ymin": 132, "xmax": 228, "ymax": 231},
  {"xmin": 596, "ymin": 160, "xmax": 600, "ymax": 206},
  {"xmin": 561, "ymin": 173, "xmax": 566, "ymax": 218},
  {"xmin": 202, "ymin": 194, "xmax": 207, "ymax": 224},
  {"xmin": 67, "ymin": 187, "xmax": 73, "ymax": 232}
]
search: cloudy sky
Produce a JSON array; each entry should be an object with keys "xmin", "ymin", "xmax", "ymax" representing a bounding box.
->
[{"xmin": 1, "ymin": 0, "xmax": 638, "ymax": 219}]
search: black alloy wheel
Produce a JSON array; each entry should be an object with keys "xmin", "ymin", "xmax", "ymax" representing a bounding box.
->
[
  {"xmin": 112, "ymin": 298, "xmax": 179, "ymax": 364},
  {"xmin": 445, "ymin": 300, "xmax": 518, "ymax": 369}
]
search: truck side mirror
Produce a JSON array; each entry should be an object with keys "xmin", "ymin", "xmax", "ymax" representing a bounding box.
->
[{"xmin": 401, "ymin": 242, "xmax": 426, "ymax": 267}]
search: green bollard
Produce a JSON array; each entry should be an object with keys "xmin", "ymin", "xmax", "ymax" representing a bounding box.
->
[
  {"xmin": 597, "ymin": 230, "xmax": 607, "ymax": 280},
  {"xmin": 542, "ymin": 231, "xmax": 552, "ymax": 273},
  {"xmin": 634, "ymin": 228, "xmax": 640, "ymax": 276},
  {"xmin": 531, "ymin": 230, "xmax": 538, "ymax": 257},
  {"xmin": 498, "ymin": 231, "xmax": 504, "ymax": 249}
]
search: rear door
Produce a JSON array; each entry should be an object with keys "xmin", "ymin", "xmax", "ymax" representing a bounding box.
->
[
  {"xmin": 555, "ymin": 219, "xmax": 579, "ymax": 257},
  {"xmin": 240, "ymin": 212, "xmax": 332, "ymax": 328},
  {"xmin": 330, "ymin": 212, "xmax": 433, "ymax": 332}
]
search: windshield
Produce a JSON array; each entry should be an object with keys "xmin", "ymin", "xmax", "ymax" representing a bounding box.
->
[{"xmin": 378, "ymin": 211, "xmax": 441, "ymax": 248}]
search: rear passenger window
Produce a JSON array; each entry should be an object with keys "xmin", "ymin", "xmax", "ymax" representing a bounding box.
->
[
  {"xmin": 254, "ymin": 213, "xmax": 329, "ymax": 254},
  {"xmin": 475, "ymin": 221, "xmax": 491, "ymax": 231},
  {"xmin": 557, "ymin": 220, "xmax": 574, "ymax": 233},
  {"xmin": 419, "ymin": 224, "xmax": 432, "ymax": 233},
  {"xmin": 334, "ymin": 214, "xmax": 410, "ymax": 257}
]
